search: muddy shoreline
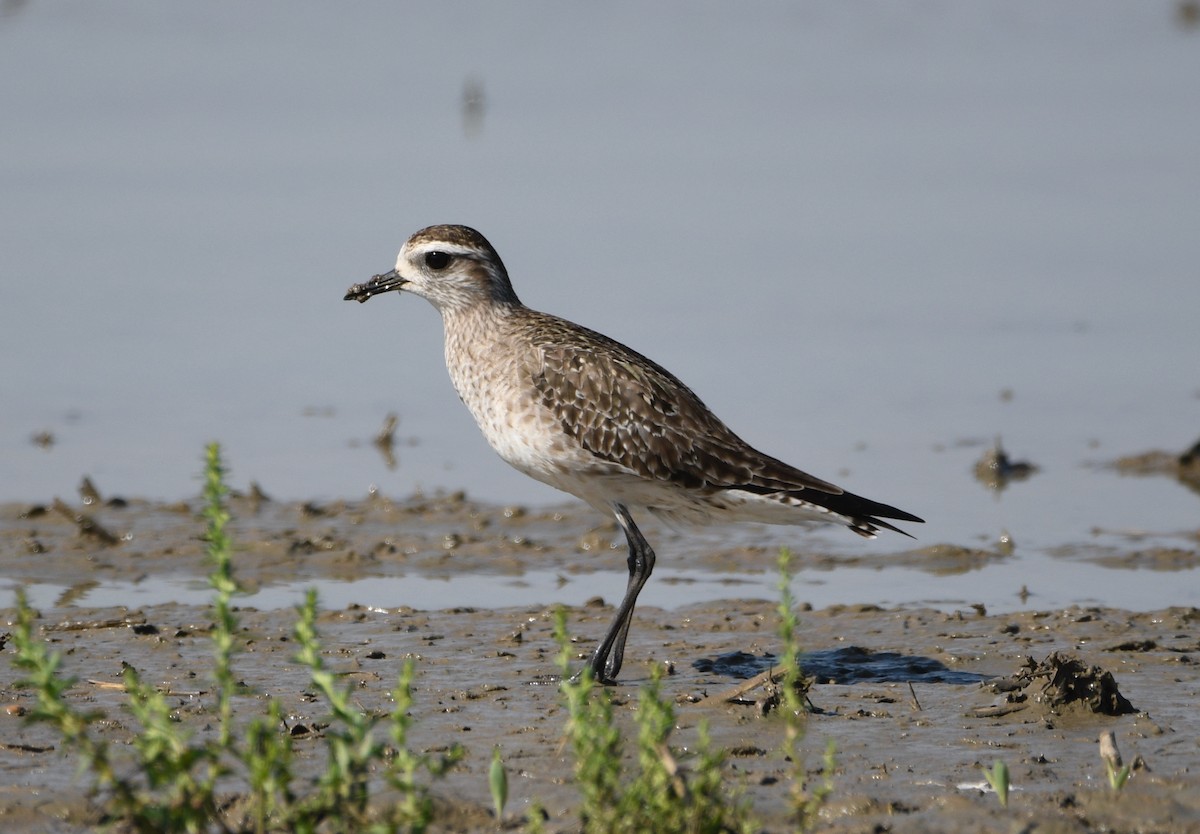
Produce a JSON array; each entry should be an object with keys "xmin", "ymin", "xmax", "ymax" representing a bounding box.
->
[{"xmin": 2, "ymin": 494, "xmax": 1198, "ymax": 832}]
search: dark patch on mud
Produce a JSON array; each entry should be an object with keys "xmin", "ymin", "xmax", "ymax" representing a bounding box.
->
[
  {"xmin": 804, "ymin": 646, "xmax": 987, "ymax": 685},
  {"xmin": 695, "ymin": 646, "xmax": 986, "ymax": 685}
]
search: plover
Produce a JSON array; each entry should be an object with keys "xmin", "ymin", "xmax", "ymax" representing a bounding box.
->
[{"xmin": 345, "ymin": 224, "xmax": 923, "ymax": 682}]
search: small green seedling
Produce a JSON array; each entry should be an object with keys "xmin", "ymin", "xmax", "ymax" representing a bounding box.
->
[
  {"xmin": 1105, "ymin": 759, "xmax": 1132, "ymax": 792},
  {"xmin": 982, "ymin": 759, "xmax": 1010, "ymax": 807},
  {"xmin": 490, "ymin": 745, "xmax": 508, "ymax": 822},
  {"xmin": 1099, "ymin": 730, "xmax": 1132, "ymax": 793}
]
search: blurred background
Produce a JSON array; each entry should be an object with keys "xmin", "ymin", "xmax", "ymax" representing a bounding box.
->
[{"xmin": 3, "ymin": 1, "xmax": 1199, "ymax": 605}]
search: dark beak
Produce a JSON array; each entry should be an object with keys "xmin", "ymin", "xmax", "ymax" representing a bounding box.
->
[{"xmin": 344, "ymin": 269, "xmax": 407, "ymax": 303}]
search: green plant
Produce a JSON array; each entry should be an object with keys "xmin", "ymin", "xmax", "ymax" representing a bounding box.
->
[
  {"xmin": 553, "ymin": 609, "xmax": 752, "ymax": 834},
  {"xmin": 11, "ymin": 588, "xmax": 133, "ymax": 815},
  {"xmin": 11, "ymin": 442, "xmax": 458, "ymax": 833},
  {"xmin": 9, "ymin": 444, "xmax": 239, "ymax": 833},
  {"xmin": 775, "ymin": 549, "xmax": 833, "ymax": 829},
  {"xmin": 554, "ymin": 611, "xmax": 623, "ymax": 827},
  {"xmin": 289, "ymin": 590, "xmax": 463, "ymax": 833},
  {"xmin": 203, "ymin": 442, "xmax": 239, "ymax": 754},
  {"xmin": 1105, "ymin": 759, "xmax": 1132, "ymax": 792},
  {"xmin": 489, "ymin": 745, "xmax": 508, "ymax": 822},
  {"xmin": 1099, "ymin": 731, "xmax": 1132, "ymax": 793},
  {"xmin": 982, "ymin": 759, "xmax": 1010, "ymax": 807}
]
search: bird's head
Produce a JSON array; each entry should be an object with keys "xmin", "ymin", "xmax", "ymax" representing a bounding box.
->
[{"xmin": 344, "ymin": 224, "xmax": 519, "ymax": 313}]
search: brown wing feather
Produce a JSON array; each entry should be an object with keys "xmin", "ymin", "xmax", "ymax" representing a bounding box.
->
[{"xmin": 524, "ymin": 312, "xmax": 843, "ymax": 497}]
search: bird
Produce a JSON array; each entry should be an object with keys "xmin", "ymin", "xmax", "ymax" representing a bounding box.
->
[{"xmin": 344, "ymin": 224, "xmax": 923, "ymax": 683}]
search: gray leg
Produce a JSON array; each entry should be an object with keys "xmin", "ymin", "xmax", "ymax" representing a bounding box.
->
[{"xmin": 586, "ymin": 504, "xmax": 655, "ymax": 683}]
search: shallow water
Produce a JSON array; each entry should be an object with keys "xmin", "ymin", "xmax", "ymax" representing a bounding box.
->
[
  {"xmin": 2, "ymin": 2, "xmax": 1199, "ymax": 608},
  {"xmin": 4, "ymin": 494, "xmax": 1197, "ymax": 622},
  {"xmin": 11, "ymin": 553, "xmax": 1200, "ymax": 615}
]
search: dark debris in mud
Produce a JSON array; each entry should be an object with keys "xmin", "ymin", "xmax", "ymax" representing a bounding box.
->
[{"xmin": 985, "ymin": 650, "xmax": 1137, "ymax": 716}]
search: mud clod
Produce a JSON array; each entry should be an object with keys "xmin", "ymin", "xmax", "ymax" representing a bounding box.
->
[
  {"xmin": 51, "ymin": 498, "xmax": 120, "ymax": 547},
  {"xmin": 973, "ymin": 438, "xmax": 1038, "ymax": 491},
  {"xmin": 1110, "ymin": 435, "xmax": 1200, "ymax": 495},
  {"xmin": 992, "ymin": 651, "xmax": 1136, "ymax": 716}
]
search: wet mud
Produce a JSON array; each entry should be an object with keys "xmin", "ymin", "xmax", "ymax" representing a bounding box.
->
[
  {"xmin": 1, "ymin": 495, "xmax": 1199, "ymax": 832},
  {"xmin": 1108, "ymin": 436, "xmax": 1200, "ymax": 498}
]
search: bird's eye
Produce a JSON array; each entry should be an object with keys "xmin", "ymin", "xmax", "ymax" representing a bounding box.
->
[{"xmin": 424, "ymin": 251, "xmax": 452, "ymax": 270}]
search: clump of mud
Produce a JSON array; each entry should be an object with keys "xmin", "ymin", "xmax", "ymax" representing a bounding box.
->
[
  {"xmin": 1110, "ymin": 434, "xmax": 1200, "ymax": 495},
  {"xmin": 986, "ymin": 651, "xmax": 1136, "ymax": 716},
  {"xmin": 972, "ymin": 437, "xmax": 1038, "ymax": 491}
]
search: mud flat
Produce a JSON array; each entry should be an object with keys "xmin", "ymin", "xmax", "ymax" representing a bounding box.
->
[{"xmin": 1, "ymin": 494, "xmax": 1198, "ymax": 832}]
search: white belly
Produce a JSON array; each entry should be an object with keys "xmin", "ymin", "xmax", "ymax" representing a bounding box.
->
[{"xmin": 444, "ymin": 332, "xmax": 594, "ymax": 490}]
